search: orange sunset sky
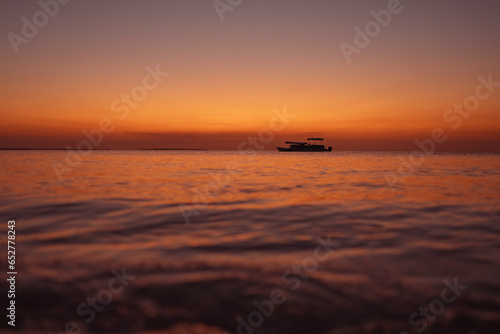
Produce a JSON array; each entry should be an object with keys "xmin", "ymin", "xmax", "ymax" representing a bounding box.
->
[{"xmin": 1, "ymin": 0, "xmax": 499, "ymax": 151}]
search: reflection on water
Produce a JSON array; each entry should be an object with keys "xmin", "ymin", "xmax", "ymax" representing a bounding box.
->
[{"xmin": 0, "ymin": 150, "xmax": 499, "ymax": 333}]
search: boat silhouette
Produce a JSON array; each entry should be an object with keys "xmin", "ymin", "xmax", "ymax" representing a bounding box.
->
[{"xmin": 277, "ymin": 138, "xmax": 332, "ymax": 152}]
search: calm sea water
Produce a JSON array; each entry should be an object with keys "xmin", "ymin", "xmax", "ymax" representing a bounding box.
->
[{"xmin": 1, "ymin": 150, "xmax": 499, "ymax": 334}]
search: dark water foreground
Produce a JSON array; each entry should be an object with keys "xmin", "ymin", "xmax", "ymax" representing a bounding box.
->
[{"xmin": 0, "ymin": 151, "xmax": 499, "ymax": 334}]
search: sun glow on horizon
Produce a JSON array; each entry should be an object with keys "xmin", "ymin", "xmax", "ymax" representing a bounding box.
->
[{"xmin": 1, "ymin": 1, "xmax": 499, "ymax": 151}]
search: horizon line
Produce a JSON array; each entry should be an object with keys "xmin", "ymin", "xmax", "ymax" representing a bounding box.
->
[{"xmin": 1, "ymin": 148, "xmax": 499, "ymax": 153}]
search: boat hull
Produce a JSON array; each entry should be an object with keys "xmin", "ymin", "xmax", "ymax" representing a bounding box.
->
[{"xmin": 277, "ymin": 146, "xmax": 332, "ymax": 152}]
